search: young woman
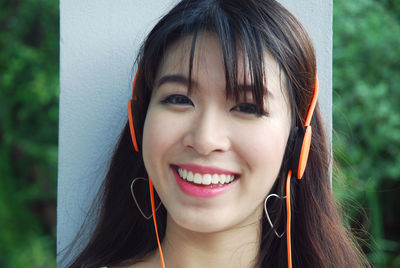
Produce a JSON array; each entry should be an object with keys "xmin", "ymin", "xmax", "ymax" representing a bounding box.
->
[{"xmin": 62, "ymin": 0, "xmax": 368, "ymax": 267}]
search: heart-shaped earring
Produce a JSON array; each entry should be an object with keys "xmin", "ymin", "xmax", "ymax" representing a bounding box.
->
[
  {"xmin": 130, "ymin": 177, "xmax": 162, "ymax": 220},
  {"xmin": 264, "ymin": 193, "xmax": 286, "ymax": 238}
]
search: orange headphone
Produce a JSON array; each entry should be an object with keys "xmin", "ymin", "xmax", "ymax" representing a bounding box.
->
[
  {"xmin": 127, "ymin": 69, "xmax": 166, "ymax": 267},
  {"xmin": 128, "ymin": 69, "xmax": 319, "ymax": 268},
  {"xmin": 284, "ymin": 75, "xmax": 319, "ymax": 268}
]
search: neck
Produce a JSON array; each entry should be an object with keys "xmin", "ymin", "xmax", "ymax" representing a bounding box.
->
[{"xmin": 158, "ymin": 208, "xmax": 262, "ymax": 268}]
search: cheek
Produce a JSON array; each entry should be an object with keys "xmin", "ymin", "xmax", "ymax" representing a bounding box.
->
[
  {"xmin": 142, "ymin": 110, "xmax": 171, "ymax": 163},
  {"xmin": 142, "ymin": 108, "xmax": 185, "ymax": 173},
  {"xmin": 236, "ymin": 119, "xmax": 289, "ymax": 178},
  {"xmin": 143, "ymin": 112, "xmax": 166, "ymax": 153}
]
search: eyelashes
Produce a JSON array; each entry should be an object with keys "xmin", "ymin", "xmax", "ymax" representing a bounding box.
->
[
  {"xmin": 160, "ymin": 94, "xmax": 267, "ymax": 117},
  {"xmin": 161, "ymin": 94, "xmax": 194, "ymax": 106},
  {"xmin": 230, "ymin": 103, "xmax": 267, "ymax": 117}
]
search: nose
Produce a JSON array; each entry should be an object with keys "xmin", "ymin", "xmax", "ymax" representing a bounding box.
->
[{"xmin": 182, "ymin": 110, "xmax": 231, "ymax": 155}]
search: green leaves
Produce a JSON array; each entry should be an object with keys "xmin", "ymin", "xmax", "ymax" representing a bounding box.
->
[
  {"xmin": 333, "ymin": 0, "xmax": 400, "ymax": 266},
  {"xmin": 0, "ymin": 0, "xmax": 58, "ymax": 267}
]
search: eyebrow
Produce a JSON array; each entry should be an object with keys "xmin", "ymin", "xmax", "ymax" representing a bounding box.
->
[
  {"xmin": 156, "ymin": 74, "xmax": 273, "ymax": 98},
  {"xmin": 156, "ymin": 74, "xmax": 196, "ymax": 89}
]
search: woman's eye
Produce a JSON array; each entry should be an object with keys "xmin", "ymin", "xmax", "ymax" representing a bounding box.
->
[
  {"xmin": 232, "ymin": 103, "xmax": 264, "ymax": 116},
  {"xmin": 161, "ymin": 94, "xmax": 193, "ymax": 106}
]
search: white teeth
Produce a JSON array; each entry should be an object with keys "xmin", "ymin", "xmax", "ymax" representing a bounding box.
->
[
  {"xmin": 193, "ymin": 173, "xmax": 202, "ymax": 184},
  {"xmin": 211, "ymin": 174, "xmax": 219, "ymax": 184},
  {"xmin": 219, "ymin": 174, "xmax": 226, "ymax": 184},
  {"xmin": 177, "ymin": 168, "xmax": 236, "ymax": 185},
  {"xmin": 202, "ymin": 174, "xmax": 212, "ymax": 185},
  {"xmin": 187, "ymin": 171, "xmax": 194, "ymax": 182}
]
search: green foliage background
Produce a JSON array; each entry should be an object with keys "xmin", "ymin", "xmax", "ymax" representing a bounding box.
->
[
  {"xmin": 0, "ymin": 0, "xmax": 58, "ymax": 267},
  {"xmin": 333, "ymin": 0, "xmax": 400, "ymax": 266},
  {"xmin": 0, "ymin": 0, "xmax": 398, "ymax": 267}
]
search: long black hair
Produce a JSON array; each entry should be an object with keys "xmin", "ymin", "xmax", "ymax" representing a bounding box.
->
[{"xmin": 61, "ymin": 0, "xmax": 368, "ymax": 267}]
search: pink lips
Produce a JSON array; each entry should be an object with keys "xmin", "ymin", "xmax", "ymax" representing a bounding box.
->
[{"xmin": 172, "ymin": 164, "xmax": 238, "ymax": 198}]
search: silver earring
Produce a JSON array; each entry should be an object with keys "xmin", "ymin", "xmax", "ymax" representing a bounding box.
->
[
  {"xmin": 264, "ymin": 193, "xmax": 286, "ymax": 238},
  {"xmin": 130, "ymin": 177, "xmax": 162, "ymax": 220}
]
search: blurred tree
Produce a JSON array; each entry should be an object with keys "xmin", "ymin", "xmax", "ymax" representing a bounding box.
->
[
  {"xmin": 0, "ymin": 0, "xmax": 58, "ymax": 267},
  {"xmin": 333, "ymin": 0, "xmax": 400, "ymax": 267},
  {"xmin": 380, "ymin": 0, "xmax": 400, "ymax": 21}
]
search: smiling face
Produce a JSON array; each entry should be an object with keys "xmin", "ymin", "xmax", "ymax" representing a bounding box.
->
[{"xmin": 142, "ymin": 32, "xmax": 291, "ymax": 233}]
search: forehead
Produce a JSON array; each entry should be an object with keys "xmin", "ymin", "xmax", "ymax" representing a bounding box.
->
[{"xmin": 155, "ymin": 32, "xmax": 287, "ymax": 101}]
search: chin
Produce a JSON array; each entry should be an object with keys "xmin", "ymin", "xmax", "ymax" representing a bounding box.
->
[
  {"xmin": 174, "ymin": 216, "xmax": 233, "ymax": 233},
  {"xmin": 167, "ymin": 206, "xmax": 259, "ymax": 234}
]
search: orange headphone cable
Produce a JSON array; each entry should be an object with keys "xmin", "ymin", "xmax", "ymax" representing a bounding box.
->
[
  {"xmin": 149, "ymin": 178, "xmax": 166, "ymax": 268},
  {"xmin": 286, "ymin": 170, "xmax": 293, "ymax": 268}
]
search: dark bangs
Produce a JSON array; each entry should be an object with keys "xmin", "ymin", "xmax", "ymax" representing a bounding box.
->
[{"xmin": 139, "ymin": 0, "xmax": 282, "ymax": 116}]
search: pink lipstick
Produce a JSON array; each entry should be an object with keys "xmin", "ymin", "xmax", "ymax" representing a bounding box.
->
[{"xmin": 172, "ymin": 165, "xmax": 238, "ymax": 198}]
